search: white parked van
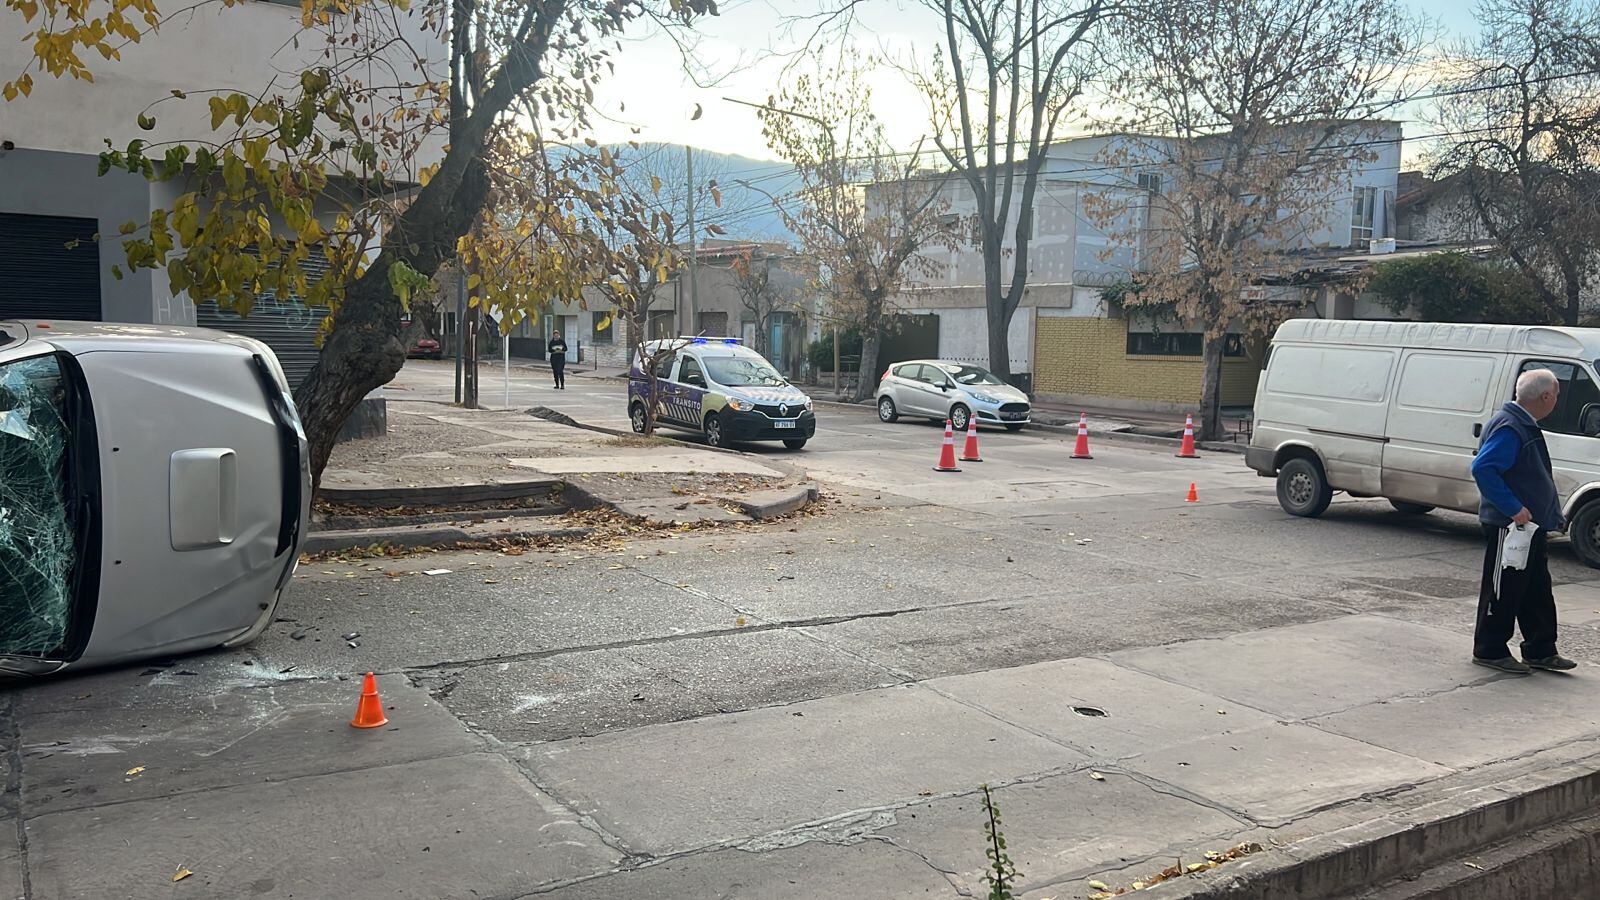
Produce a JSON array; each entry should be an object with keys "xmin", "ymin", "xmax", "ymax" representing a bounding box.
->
[{"xmin": 1247, "ymin": 319, "xmax": 1600, "ymax": 567}]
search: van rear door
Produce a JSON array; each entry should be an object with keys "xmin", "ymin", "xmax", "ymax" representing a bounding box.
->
[{"xmin": 1381, "ymin": 350, "xmax": 1508, "ymax": 512}]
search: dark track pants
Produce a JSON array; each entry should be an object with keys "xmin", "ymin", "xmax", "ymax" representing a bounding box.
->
[
  {"xmin": 1474, "ymin": 525, "xmax": 1558, "ymax": 660},
  {"xmin": 551, "ymin": 356, "xmax": 565, "ymax": 388}
]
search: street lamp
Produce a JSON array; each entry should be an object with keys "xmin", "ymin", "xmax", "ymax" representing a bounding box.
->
[{"xmin": 723, "ymin": 96, "xmax": 842, "ymax": 392}]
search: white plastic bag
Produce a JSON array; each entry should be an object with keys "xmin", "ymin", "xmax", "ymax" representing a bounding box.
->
[{"xmin": 1502, "ymin": 523, "xmax": 1536, "ymax": 571}]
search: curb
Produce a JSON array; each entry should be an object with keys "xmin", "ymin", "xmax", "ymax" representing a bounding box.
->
[
  {"xmin": 318, "ymin": 478, "xmax": 563, "ymax": 509},
  {"xmin": 731, "ymin": 483, "xmax": 820, "ymax": 520},
  {"xmin": 302, "ymin": 523, "xmax": 590, "ymax": 554},
  {"xmin": 1134, "ymin": 750, "xmax": 1600, "ymax": 899},
  {"xmin": 807, "ymin": 397, "xmax": 1246, "ymax": 455},
  {"xmin": 1026, "ymin": 419, "xmax": 1248, "ymax": 455},
  {"xmin": 525, "ymin": 407, "xmax": 812, "ymax": 481}
]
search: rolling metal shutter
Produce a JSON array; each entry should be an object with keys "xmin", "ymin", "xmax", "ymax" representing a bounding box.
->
[
  {"xmin": 195, "ymin": 255, "xmax": 331, "ymax": 390},
  {"xmin": 0, "ymin": 213, "xmax": 102, "ymax": 321}
]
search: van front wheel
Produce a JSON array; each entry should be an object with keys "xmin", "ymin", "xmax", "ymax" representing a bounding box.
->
[
  {"xmin": 1277, "ymin": 457, "xmax": 1333, "ymax": 518},
  {"xmin": 1568, "ymin": 502, "xmax": 1600, "ymax": 569}
]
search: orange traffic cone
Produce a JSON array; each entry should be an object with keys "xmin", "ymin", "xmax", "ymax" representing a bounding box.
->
[
  {"xmin": 1176, "ymin": 414, "xmax": 1200, "ymax": 458},
  {"xmin": 351, "ymin": 672, "xmax": 389, "ymax": 729},
  {"xmin": 933, "ymin": 419, "xmax": 962, "ymax": 472},
  {"xmin": 1071, "ymin": 413, "xmax": 1093, "ymax": 459},
  {"xmin": 1185, "ymin": 482, "xmax": 1199, "ymax": 503},
  {"xmin": 960, "ymin": 416, "xmax": 983, "ymax": 462}
]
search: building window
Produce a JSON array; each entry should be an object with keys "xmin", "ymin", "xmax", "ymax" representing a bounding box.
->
[
  {"xmin": 698, "ymin": 311, "xmax": 728, "ymax": 337},
  {"xmin": 592, "ymin": 311, "xmax": 614, "ymax": 343},
  {"xmin": 1126, "ymin": 332, "xmax": 1245, "ymax": 357},
  {"xmin": 1351, "ymin": 186, "xmax": 1376, "ymax": 246},
  {"xmin": 647, "ymin": 310, "xmax": 676, "ymax": 340},
  {"xmin": 1137, "ymin": 172, "xmax": 1162, "ymax": 195}
]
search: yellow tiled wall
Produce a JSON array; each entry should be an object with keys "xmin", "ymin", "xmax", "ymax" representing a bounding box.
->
[{"xmin": 1034, "ymin": 318, "xmax": 1260, "ymax": 406}]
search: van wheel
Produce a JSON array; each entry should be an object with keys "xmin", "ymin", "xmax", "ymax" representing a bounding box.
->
[
  {"xmin": 1389, "ymin": 500, "xmax": 1435, "ymax": 515},
  {"xmin": 1569, "ymin": 502, "xmax": 1600, "ymax": 569},
  {"xmin": 1277, "ymin": 457, "xmax": 1332, "ymax": 518},
  {"xmin": 629, "ymin": 402, "xmax": 648, "ymax": 434}
]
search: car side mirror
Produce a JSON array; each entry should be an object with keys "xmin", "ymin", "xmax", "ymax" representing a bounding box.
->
[
  {"xmin": 1579, "ymin": 403, "xmax": 1600, "ymax": 436},
  {"xmin": 939, "ymin": 382, "xmax": 950, "ymax": 391}
]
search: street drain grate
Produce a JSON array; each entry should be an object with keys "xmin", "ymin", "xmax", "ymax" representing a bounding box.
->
[{"xmin": 1072, "ymin": 705, "xmax": 1108, "ymax": 717}]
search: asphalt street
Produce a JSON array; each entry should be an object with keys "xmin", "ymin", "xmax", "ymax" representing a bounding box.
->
[{"xmin": 10, "ymin": 360, "xmax": 1600, "ymax": 898}]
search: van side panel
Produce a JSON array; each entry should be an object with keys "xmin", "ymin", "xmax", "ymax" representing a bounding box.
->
[
  {"xmin": 1253, "ymin": 344, "xmax": 1397, "ymax": 494},
  {"xmin": 1381, "ymin": 350, "xmax": 1508, "ymax": 513}
]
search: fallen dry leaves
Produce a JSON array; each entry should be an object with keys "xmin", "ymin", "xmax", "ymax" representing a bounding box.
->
[{"xmin": 1086, "ymin": 842, "xmax": 1264, "ymax": 898}]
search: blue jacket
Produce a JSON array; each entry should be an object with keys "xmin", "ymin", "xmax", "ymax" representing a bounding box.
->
[{"xmin": 1472, "ymin": 401, "xmax": 1564, "ymax": 531}]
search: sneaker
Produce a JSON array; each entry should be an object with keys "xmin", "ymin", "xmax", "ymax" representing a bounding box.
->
[
  {"xmin": 1473, "ymin": 656, "xmax": 1533, "ymax": 675},
  {"xmin": 1525, "ymin": 655, "xmax": 1578, "ymax": 672}
]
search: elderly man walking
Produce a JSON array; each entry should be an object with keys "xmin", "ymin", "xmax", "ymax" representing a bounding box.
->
[{"xmin": 1470, "ymin": 368, "xmax": 1576, "ymax": 674}]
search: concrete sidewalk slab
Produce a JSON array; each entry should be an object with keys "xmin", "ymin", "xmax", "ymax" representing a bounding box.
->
[
  {"xmin": 525, "ymin": 684, "xmax": 1086, "ymax": 855},
  {"xmin": 258, "ymin": 567, "xmax": 742, "ymax": 672},
  {"xmin": 537, "ymin": 831, "xmax": 961, "ymax": 899},
  {"xmin": 1313, "ymin": 670, "xmax": 1600, "ymax": 769},
  {"xmin": 1123, "ymin": 722, "xmax": 1451, "ymax": 824},
  {"xmin": 25, "ymin": 754, "xmax": 619, "ymax": 900},
  {"xmin": 1110, "ymin": 615, "xmax": 1497, "ymax": 719},
  {"xmin": 434, "ymin": 629, "xmax": 895, "ymax": 744},
  {"xmin": 18, "ymin": 677, "xmax": 482, "ymax": 814},
  {"xmin": 928, "ymin": 657, "xmax": 1279, "ymax": 760},
  {"xmin": 881, "ymin": 771, "xmax": 1243, "ymax": 895},
  {"xmin": 0, "ymin": 829, "xmax": 20, "ymax": 900},
  {"xmin": 808, "ymin": 581, "xmax": 1338, "ymax": 682},
  {"xmin": 510, "ymin": 451, "xmax": 782, "ymax": 476}
]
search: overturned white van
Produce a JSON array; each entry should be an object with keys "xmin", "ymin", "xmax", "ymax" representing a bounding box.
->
[{"xmin": 1247, "ymin": 320, "xmax": 1600, "ymax": 567}]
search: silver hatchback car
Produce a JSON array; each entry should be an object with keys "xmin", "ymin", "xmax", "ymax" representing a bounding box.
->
[{"xmin": 876, "ymin": 360, "xmax": 1031, "ymax": 432}]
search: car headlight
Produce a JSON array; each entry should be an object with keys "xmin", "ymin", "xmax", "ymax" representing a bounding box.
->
[
  {"xmin": 970, "ymin": 391, "xmax": 1001, "ymax": 403},
  {"xmin": 803, "ymin": 398, "xmax": 813, "ymax": 410},
  {"xmin": 727, "ymin": 398, "xmax": 754, "ymax": 412}
]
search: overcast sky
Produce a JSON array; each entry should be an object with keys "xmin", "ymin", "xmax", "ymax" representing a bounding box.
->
[{"xmin": 589, "ymin": 0, "xmax": 1481, "ymax": 173}]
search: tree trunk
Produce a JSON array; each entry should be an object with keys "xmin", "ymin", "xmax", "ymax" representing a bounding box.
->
[
  {"xmin": 292, "ymin": 256, "xmax": 411, "ymax": 491},
  {"xmin": 982, "ymin": 231, "xmax": 1012, "ymax": 378},
  {"xmin": 1198, "ymin": 333, "xmax": 1226, "ymax": 442},
  {"xmin": 854, "ymin": 324, "xmax": 883, "ymax": 404},
  {"xmin": 294, "ymin": 157, "xmax": 491, "ymax": 491}
]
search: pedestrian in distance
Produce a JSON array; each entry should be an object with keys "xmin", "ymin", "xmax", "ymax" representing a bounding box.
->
[
  {"xmin": 548, "ymin": 330, "xmax": 568, "ymax": 389},
  {"xmin": 1470, "ymin": 368, "xmax": 1577, "ymax": 675}
]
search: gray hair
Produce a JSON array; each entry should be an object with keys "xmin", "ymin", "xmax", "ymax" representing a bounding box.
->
[{"xmin": 1516, "ymin": 368, "xmax": 1559, "ymax": 402}]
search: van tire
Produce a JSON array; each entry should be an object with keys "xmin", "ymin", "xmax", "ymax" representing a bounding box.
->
[
  {"xmin": 630, "ymin": 402, "xmax": 649, "ymax": 434},
  {"xmin": 1569, "ymin": 502, "xmax": 1600, "ymax": 569},
  {"xmin": 1389, "ymin": 500, "xmax": 1435, "ymax": 515},
  {"xmin": 1277, "ymin": 457, "xmax": 1333, "ymax": 518}
]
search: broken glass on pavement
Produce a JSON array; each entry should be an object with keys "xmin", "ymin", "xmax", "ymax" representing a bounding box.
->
[{"xmin": 0, "ymin": 355, "xmax": 77, "ymax": 655}]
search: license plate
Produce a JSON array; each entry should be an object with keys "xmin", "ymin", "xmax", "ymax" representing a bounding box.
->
[{"xmin": 774, "ymin": 420, "xmax": 796, "ymax": 429}]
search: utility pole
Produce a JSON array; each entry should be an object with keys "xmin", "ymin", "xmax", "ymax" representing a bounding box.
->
[
  {"xmin": 454, "ymin": 267, "xmax": 465, "ymax": 404},
  {"xmin": 685, "ymin": 144, "xmax": 697, "ymax": 336}
]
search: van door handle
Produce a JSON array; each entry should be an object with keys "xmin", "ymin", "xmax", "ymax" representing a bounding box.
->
[{"xmin": 1473, "ymin": 423, "xmax": 1483, "ymax": 438}]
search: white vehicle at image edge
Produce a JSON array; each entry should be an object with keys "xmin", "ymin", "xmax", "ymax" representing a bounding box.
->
[
  {"xmin": 0, "ymin": 321, "xmax": 311, "ymax": 678},
  {"xmin": 1247, "ymin": 319, "xmax": 1600, "ymax": 568},
  {"xmin": 876, "ymin": 360, "xmax": 1031, "ymax": 432}
]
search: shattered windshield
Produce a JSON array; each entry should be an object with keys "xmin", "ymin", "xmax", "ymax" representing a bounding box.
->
[
  {"xmin": 704, "ymin": 356, "xmax": 787, "ymax": 387},
  {"xmin": 0, "ymin": 354, "xmax": 77, "ymax": 655}
]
